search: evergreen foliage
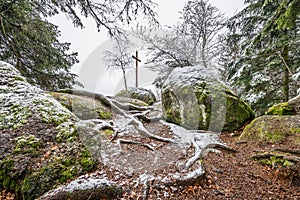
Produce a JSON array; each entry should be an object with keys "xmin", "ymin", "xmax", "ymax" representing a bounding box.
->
[
  {"xmin": 0, "ymin": 0, "xmax": 157, "ymax": 90},
  {"xmin": 0, "ymin": 0, "xmax": 79, "ymax": 90},
  {"xmin": 224, "ymin": 0, "xmax": 300, "ymax": 114}
]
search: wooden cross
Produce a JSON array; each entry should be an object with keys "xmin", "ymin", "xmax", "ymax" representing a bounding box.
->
[{"xmin": 132, "ymin": 51, "xmax": 141, "ymax": 88}]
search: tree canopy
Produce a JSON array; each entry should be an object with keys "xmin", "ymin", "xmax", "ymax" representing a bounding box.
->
[{"xmin": 0, "ymin": 0, "xmax": 157, "ymax": 90}]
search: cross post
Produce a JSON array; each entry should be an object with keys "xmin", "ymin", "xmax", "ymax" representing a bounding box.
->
[{"xmin": 132, "ymin": 51, "xmax": 141, "ymax": 88}]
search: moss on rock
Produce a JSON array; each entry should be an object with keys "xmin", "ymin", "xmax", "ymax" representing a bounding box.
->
[
  {"xmin": 161, "ymin": 67, "xmax": 255, "ymax": 132},
  {"xmin": 14, "ymin": 135, "xmax": 41, "ymax": 154},
  {"xmin": 266, "ymin": 94, "xmax": 300, "ymax": 115},
  {"xmin": 50, "ymin": 92, "xmax": 112, "ymax": 120},
  {"xmin": 20, "ymin": 152, "xmax": 96, "ymax": 199},
  {"xmin": 0, "ymin": 159, "xmax": 19, "ymax": 193},
  {"xmin": 0, "ymin": 62, "xmax": 99, "ymax": 199},
  {"xmin": 240, "ymin": 115, "xmax": 300, "ymax": 143},
  {"xmin": 265, "ymin": 102, "xmax": 294, "ymax": 115}
]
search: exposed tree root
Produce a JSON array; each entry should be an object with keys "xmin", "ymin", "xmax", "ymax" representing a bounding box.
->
[
  {"xmin": 252, "ymin": 152, "xmax": 300, "ymax": 163},
  {"xmin": 56, "ymin": 89, "xmax": 174, "ymax": 143},
  {"xmin": 56, "ymin": 89, "xmax": 239, "ymax": 198},
  {"xmin": 117, "ymin": 139, "xmax": 156, "ymax": 152},
  {"xmin": 272, "ymin": 148, "xmax": 300, "ymax": 155},
  {"xmin": 142, "ymin": 179, "xmax": 150, "ymax": 200},
  {"xmin": 111, "ymin": 99, "xmax": 150, "ymax": 111},
  {"xmin": 133, "ymin": 110, "xmax": 162, "ymax": 122},
  {"xmin": 175, "ymin": 165, "xmax": 205, "ymax": 183}
]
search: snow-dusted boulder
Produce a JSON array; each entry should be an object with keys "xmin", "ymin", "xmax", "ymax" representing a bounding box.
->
[
  {"xmin": 161, "ymin": 66, "xmax": 255, "ymax": 132},
  {"xmin": 0, "ymin": 61, "xmax": 96, "ymax": 199},
  {"xmin": 114, "ymin": 87, "xmax": 156, "ymax": 105}
]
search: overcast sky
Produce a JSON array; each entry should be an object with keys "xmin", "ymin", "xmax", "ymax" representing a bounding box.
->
[
  {"xmin": 51, "ymin": 0, "xmax": 244, "ymax": 68},
  {"xmin": 50, "ymin": 0, "xmax": 245, "ymax": 94}
]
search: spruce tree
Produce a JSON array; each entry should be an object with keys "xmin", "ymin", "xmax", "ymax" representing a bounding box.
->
[{"xmin": 225, "ymin": 0, "xmax": 300, "ymax": 114}]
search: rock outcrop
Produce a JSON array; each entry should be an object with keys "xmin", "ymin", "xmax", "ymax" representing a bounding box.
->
[
  {"xmin": 161, "ymin": 66, "xmax": 255, "ymax": 132},
  {"xmin": 0, "ymin": 61, "xmax": 97, "ymax": 199},
  {"xmin": 114, "ymin": 87, "xmax": 157, "ymax": 105},
  {"xmin": 242, "ymin": 94, "xmax": 300, "ymax": 143}
]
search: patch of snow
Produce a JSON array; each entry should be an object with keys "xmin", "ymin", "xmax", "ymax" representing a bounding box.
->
[
  {"xmin": 162, "ymin": 66, "xmax": 223, "ymax": 88},
  {"xmin": 246, "ymin": 91, "xmax": 266, "ymax": 104},
  {"xmin": 42, "ymin": 173, "xmax": 117, "ymax": 197},
  {"xmin": 160, "ymin": 120, "xmax": 221, "ymax": 149},
  {"xmin": 0, "ymin": 61, "xmax": 75, "ymax": 129},
  {"xmin": 250, "ymin": 72, "xmax": 270, "ymax": 87}
]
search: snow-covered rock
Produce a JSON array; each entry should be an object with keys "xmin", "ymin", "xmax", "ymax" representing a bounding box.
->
[
  {"xmin": 0, "ymin": 61, "xmax": 96, "ymax": 199},
  {"xmin": 161, "ymin": 66, "xmax": 255, "ymax": 132}
]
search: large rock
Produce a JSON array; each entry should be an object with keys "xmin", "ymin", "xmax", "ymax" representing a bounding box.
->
[
  {"xmin": 0, "ymin": 61, "xmax": 96, "ymax": 199},
  {"xmin": 266, "ymin": 94, "xmax": 300, "ymax": 115},
  {"xmin": 161, "ymin": 66, "xmax": 255, "ymax": 132},
  {"xmin": 50, "ymin": 92, "xmax": 112, "ymax": 120},
  {"xmin": 114, "ymin": 87, "xmax": 156, "ymax": 105},
  {"xmin": 240, "ymin": 115, "xmax": 300, "ymax": 143}
]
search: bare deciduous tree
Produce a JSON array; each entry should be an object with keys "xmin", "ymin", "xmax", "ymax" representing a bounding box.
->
[
  {"xmin": 104, "ymin": 36, "xmax": 133, "ymax": 90},
  {"xmin": 134, "ymin": 0, "xmax": 225, "ymax": 73},
  {"xmin": 181, "ymin": 0, "xmax": 225, "ymax": 68}
]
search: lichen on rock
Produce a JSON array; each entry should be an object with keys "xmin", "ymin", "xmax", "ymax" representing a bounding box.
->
[
  {"xmin": 0, "ymin": 61, "xmax": 97, "ymax": 199},
  {"xmin": 161, "ymin": 66, "xmax": 255, "ymax": 132}
]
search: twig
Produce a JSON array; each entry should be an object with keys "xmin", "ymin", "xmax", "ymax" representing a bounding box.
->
[
  {"xmin": 278, "ymin": 51, "xmax": 293, "ymax": 74},
  {"xmin": 110, "ymin": 131, "xmax": 119, "ymax": 142}
]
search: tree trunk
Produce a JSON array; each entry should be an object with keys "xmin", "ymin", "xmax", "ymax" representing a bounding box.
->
[
  {"xmin": 282, "ymin": 45, "xmax": 289, "ymax": 101},
  {"xmin": 122, "ymin": 68, "xmax": 128, "ymax": 91},
  {"xmin": 201, "ymin": 36, "xmax": 208, "ymax": 68}
]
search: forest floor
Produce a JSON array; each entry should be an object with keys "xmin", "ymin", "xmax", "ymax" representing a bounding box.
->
[
  {"xmin": 118, "ymin": 125, "xmax": 300, "ymax": 200},
  {"xmin": 168, "ymin": 131, "xmax": 300, "ymax": 200},
  {"xmin": 1, "ymin": 119, "xmax": 300, "ymax": 200}
]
